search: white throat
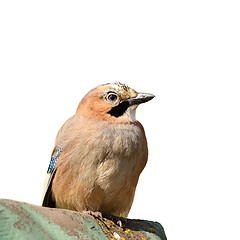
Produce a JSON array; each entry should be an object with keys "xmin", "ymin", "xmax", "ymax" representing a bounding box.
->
[{"xmin": 124, "ymin": 105, "xmax": 138, "ymax": 121}]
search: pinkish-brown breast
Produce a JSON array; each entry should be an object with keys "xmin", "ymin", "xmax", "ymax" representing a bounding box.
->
[{"xmin": 51, "ymin": 115, "xmax": 148, "ymax": 217}]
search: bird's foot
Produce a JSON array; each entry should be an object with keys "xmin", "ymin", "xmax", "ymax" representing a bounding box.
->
[
  {"xmin": 84, "ymin": 210, "xmax": 103, "ymax": 219},
  {"xmin": 102, "ymin": 213, "xmax": 126, "ymax": 228}
]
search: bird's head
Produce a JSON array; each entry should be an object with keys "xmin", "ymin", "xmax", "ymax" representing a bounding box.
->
[{"xmin": 76, "ymin": 82, "xmax": 155, "ymax": 123}]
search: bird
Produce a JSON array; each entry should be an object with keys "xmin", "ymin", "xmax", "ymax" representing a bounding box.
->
[{"xmin": 42, "ymin": 82, "xmax": 155, "ymax": 218}]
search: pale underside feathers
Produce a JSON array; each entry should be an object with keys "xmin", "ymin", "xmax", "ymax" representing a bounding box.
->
[{"xmin": 42, "ymin": 82, "xmax": 154, "ymax": 217}]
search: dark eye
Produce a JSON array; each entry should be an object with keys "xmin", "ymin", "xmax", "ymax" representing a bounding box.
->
[{"xmin": 106, "ymin": 93, "xmax": 118, "ymax": 102}]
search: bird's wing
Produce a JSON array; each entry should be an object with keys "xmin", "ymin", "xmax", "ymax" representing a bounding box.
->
[
  {"xmin": 42, "ymin": 115, "xmax": 78, "ymax": 207},
  {"xmin": 42, "ymin": 146, "xmax": 63, "ymax": 207}
]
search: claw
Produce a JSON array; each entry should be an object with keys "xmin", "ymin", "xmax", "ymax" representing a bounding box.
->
[{"xmin": 117, "ymin": 220, "xmax": 123, "ymax": 228}]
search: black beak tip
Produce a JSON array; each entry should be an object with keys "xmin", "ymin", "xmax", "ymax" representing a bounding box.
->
[
  {"xmin": 146, "ymin": 93, "xmax": 155, "ymax": 101},
  {"xmin": 127, "ymin": 92, "xmax": 155, "ymax": 105},
  {"xmin": 138, "ymin": 93, "xmax": 155, "ymax": 102}
]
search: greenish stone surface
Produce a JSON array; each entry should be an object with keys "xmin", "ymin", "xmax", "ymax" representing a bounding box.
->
[{"xmin": 0, "ymin": 199, "xmax": 167, "ymax": 240}]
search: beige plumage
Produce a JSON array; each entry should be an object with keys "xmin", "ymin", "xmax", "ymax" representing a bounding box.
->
[{"xmin": 42, "ymin": 82, "xmax": 154, "ymax": 217}]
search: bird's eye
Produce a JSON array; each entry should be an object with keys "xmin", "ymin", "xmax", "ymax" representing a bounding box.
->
[{"xmin": 106, "ymin": 93, "xmax": 118, "ymax": 103}]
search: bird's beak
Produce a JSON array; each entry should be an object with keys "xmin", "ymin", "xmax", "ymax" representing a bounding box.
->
[{"xmin": 126, "ymin": 92, "xmax": 155, "ymax": 106}]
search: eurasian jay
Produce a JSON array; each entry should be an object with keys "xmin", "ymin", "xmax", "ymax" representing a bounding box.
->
[{"xmin": 42, "ymin": 82, "xmax": 154, "ymax": 218}]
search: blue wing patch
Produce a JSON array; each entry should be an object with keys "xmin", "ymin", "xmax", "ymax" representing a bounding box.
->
[{"xmin": 47, "ymin": 146, "xmax": 62, "ymax": 173}]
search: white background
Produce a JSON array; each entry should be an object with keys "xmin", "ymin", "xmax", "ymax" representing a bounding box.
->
[{"xmin": 0, "ymin": 1, "xmax": 240, "ymax": 239}]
